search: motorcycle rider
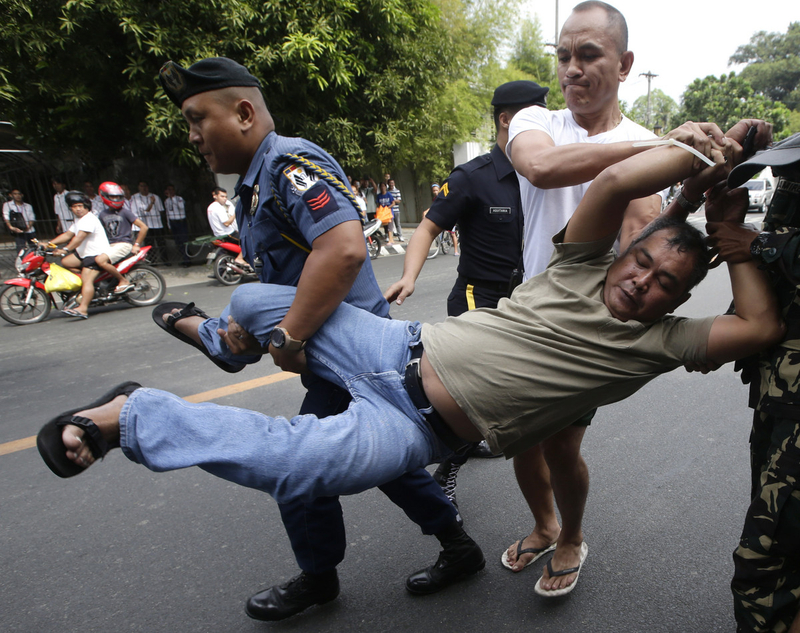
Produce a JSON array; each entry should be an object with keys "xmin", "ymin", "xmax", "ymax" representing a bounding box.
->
[
  {"xmin": 207, "ymin": 187, "xmax": 250, "ymax": 271},
  {"xmin": 95, "ymin": 182, "xmax": 149, "ymax": 294},
  {"xmin": 48, "ymin": 191, "xmax": 110, "ymax": 319}
]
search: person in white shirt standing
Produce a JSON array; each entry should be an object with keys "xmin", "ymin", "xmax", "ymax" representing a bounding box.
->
[
  {"xmin": 52, "ymin": 178, "xmax": 73, "ymax": 232},
  {"xmin": 500, "ymin": 0, "xmax": 671, "ymax": 596},
  {"xmin": 130, "ymin": 180, "xmax": 167, "ymax": 264},
  {"xmin": 48, "ymin": 191, "xmax": 111, "ymax": 319},
  {"xmin": 164, "ymin": 184, "xmax": 190, "ymax": 266},
  {"xmin": 3, "ymin": 188, "xmax": 37, "ymax": 252},
  {"xmin": 207, "ymin": 187, "xmax": 237, "ymax": 236}
]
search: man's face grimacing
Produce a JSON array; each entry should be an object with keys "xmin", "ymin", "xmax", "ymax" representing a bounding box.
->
[
  {"xmin": 603, "ymin": 230, "xmax": 694, "ymax": 323},
  {"xmin": 557, "ymin": 7, "xmax": 632, "ymax": 117}
]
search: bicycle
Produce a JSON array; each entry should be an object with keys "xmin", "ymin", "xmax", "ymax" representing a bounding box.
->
[{"xmin": 427, "ymin": 228, "xmax": 459, "ymax": 259}]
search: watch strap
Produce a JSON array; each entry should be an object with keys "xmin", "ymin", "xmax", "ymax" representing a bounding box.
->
[{"xmin": 675, "ymin": 188, "xmax": 706, "ymax": 213}]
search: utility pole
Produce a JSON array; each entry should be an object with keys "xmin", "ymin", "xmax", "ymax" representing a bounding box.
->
[{"xmin": 639, "ymin": 71, "xmax": 658, "ymax": 129}]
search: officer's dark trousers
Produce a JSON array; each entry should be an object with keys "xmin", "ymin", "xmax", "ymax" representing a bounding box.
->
[{"xmin": 276, "ymin": 373, "xmax": 459, "ymax": 573}]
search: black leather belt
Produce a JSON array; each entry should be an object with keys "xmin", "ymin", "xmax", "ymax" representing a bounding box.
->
[
  {"xmin": 404, "ymin": 345, "xmax": 471, "ymax": 453},
  {"xmin": 458, "ymin": 274, "xmax": 509, "ymax": 294}
]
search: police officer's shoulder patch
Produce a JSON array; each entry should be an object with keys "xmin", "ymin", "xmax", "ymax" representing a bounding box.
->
[
  {"xmin": 303, "ymin": 182, "xmax": 339, "ymax": 223},
  {"xmin": 441, "ymin": 183, "xmax": 449, "ymax": 197},
  {"xmin": 283, "ymin": 163, "xmax": 319, "ymax": 195}
]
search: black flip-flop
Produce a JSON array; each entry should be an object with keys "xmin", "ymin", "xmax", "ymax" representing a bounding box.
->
[
  {"xmin": 152, "ymin": 302, "xmax": 243, "ymax": 373},
  {"xmin": 37, "ymin": 381, "xmax": 142, "ymax": 478}
]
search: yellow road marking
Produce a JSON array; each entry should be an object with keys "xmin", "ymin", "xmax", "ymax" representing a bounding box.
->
[{"xmin": 0, "ymin": 372, "xmax": 298, "ymax": 457}]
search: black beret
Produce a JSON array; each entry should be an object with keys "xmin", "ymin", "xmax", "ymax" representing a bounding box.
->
[
  {"xmin": 729, "ymin": 132, "xmax": 800, "ymax": 188},
  {"xmin": 159, "ymin": 57, "xmax": 262, "ymax": 107},
  {"xmin": 491, "ymin": 80, "xmax": 549, "ymax": 108}
]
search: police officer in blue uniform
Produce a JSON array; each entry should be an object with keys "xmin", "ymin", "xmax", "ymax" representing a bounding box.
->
[
  {"xmin": 157, "ymin": 58, "xmax": 484, "ymax": 621},
  {"xmin": 385, "ymin": 80, "xmax": 549, "ymax": 502}
]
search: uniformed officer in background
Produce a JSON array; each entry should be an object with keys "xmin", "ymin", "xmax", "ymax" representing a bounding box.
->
[{"xmin": 384, "ymin": 80, "xmax": 549, "ymax": 508}]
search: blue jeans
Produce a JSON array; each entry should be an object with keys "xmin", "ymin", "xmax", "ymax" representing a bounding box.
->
[{"xmin": 120, "ymin": 284, "xmax": 454, "ymax": 506}]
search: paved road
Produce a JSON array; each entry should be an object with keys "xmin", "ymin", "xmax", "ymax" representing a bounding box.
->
[{"xmin": 1, "ymin": 244, "xmax": 756, "ymax": 632}]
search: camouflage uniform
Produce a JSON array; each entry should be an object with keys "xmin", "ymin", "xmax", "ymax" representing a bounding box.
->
[{"xmin": 732, "ymin": 178, "xmax": 800, "ymax": 633}]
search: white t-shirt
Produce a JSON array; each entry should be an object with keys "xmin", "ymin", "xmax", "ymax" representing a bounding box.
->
[
  {"xmin": 69, "ymin": 212, "xmax": 110, "ymax": 258},
  {"xmin": 207, "ymin": 200, "xmax": 237, "ymax": 235},
  {"xmin": 507, "ymin": 107, "xmax": 658, "ymax": 279}
]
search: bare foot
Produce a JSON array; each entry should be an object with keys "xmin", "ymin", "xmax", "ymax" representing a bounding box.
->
[
  {"xmin": 504, "ymin": 528, "xmax": 560, "ymax": 572},
  {"xmin": 537, "ymin": 542, "xmax": 585, "ymax": 592},
  {"xmin": 163, "ymin": 310, "xmax": 204, "ymax": 345},
  {"xmin": 63, "ymin": 395, "xmax": 127, "ymax": 470}
]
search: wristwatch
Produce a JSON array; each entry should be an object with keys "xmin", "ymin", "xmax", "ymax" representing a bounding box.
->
[
  {"xmin": 750, "ymin": 232, "xmax": 774, "ymax": 261},
  {"xmin": 674, "ymin": 188, "xmax": 706, "ymax": 213},
  {"xmin": 269, "ymin": 326, "xmax": 306, "ymax": 351}
]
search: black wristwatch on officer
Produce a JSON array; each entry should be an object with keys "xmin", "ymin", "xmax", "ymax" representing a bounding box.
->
[
  {"xmin": 269, "ymin": 326, "xmax": 306, "ymax": 352},
  {"xmin": 750, "ymin": 231, "xmax": 774, "ymax": 262}
]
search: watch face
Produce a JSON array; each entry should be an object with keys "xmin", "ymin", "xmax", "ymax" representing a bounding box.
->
[{"xmin": 270, "ymin": 328, "xmax": 285, "ymax": 348}]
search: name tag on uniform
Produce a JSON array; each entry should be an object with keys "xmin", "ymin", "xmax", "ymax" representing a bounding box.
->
[{"xmin": 489, "ymin": 207, "xmax": 511, "ymax": 215}]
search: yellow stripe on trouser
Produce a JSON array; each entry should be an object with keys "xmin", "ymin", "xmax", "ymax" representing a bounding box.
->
[{"xmin": 466, "ymin": 284, "xmax": 476, "ymax": 311}]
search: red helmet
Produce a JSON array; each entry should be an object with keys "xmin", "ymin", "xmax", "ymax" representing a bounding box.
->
[{"xmin": 98, "ymin": 181, "xmax": 125, "ymax": 210}]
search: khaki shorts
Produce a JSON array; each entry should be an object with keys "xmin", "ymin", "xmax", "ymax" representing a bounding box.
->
[{"xmin": 105, "ymin": 242, "xmax": 132, "ymax": 263}]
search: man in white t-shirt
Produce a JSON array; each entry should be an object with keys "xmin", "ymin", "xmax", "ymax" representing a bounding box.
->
[
  {"xmin": 207, "ymin": 187, "xmax": 237, "ymax": 235},
  {"xmin": 49, "ymin": 191, "xmax": 111, "ymax": 319},
  {"xmin": 500, "ymin": 0, "xmax": 688, "ymax": 595}
]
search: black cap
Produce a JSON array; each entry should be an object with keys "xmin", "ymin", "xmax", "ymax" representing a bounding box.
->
[
  {"xmin": 729, "ymin": 133, "xmax": 800, "ymax": 187},
  {"xmin": 159, "ymin": 57, "xmax": 262, "ymax": 107},
  {"xmin": 491, "ymin": 80, "xmax": 549, "ymax": 108}
]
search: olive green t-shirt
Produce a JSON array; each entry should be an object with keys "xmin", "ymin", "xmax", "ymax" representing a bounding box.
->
[{"xmin": 421, "ymin": 232, "xmax": 715, "ymax": 457}]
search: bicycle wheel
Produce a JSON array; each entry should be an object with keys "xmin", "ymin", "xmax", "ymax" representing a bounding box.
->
[
  {"xmin": 426, "ymin": 235, "xmax": 441, "ymax": 260},
  {"xmin": 440, "ymin": 231, "xmax": 453, "ymax": 255}
]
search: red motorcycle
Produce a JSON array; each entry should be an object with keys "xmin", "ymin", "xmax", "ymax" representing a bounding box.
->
[
  {"xmin": 207, "ymin": 236, "xmax": 257, "ymax": 286},
  {"xmin": 0, "ymin": 242, "xmax": 166, "ymax": 325}
]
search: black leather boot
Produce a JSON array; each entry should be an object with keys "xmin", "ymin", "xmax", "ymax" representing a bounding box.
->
[
  {"xmin": 405, "ymin": 523, "xmax": 485, "ymax": 595},
  {"xmin": 245, "ymin": 569, "xmax": 339, "ymax": 621}
]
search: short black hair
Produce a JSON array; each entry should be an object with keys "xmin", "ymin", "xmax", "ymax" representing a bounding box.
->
[
  {"xmin": 571, "ymin": 1, "xmax": 628, "ymax": 53},
  {"xmin": 213, "ymin": 187, "xmax": 227, "ymax": 195},
  {"xmin": 625, "ymin": 216, "xmax": 710, "ymax": 291}
]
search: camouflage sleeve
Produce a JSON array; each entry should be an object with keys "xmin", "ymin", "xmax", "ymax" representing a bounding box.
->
[{"xmin": 759, "ymin": 226, "xmax": 800, "ymax": 286}]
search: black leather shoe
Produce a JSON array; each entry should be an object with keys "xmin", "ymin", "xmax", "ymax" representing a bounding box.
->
[
  {"xmin": 245, "ymin": 570, "xmax": 339, "ymax": 621},
  {"xmin": 405, "ymin": 525, "xmax": 485, "ymax": 595}
]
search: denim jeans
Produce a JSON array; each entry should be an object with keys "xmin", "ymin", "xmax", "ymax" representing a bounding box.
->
[{"xmin": 120, "ymin": 284, "xmax": 453, "ymax": 504}]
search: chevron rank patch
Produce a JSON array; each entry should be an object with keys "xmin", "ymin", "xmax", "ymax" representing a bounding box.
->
[
  {"xmin": 302, "ymin": 182, "xmax": 339, "ymax": 222},
  {"xmin": 283, "ymin": 163, "xmax": 319, "ymax": 194}
]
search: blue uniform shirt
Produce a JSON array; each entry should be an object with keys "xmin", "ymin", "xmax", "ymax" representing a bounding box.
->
[{"xmin": 234, "ymin": 131, "xmax": 389, "ymax": 318}]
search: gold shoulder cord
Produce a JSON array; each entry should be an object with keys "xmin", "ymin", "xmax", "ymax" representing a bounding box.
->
[{"xmin": 269, "ymin": 153, "xmax": 360, "ymax": 253}]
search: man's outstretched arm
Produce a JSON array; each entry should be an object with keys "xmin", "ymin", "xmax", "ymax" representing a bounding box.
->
[{"xmin": 384, "ymin": 216, "xmax": 445, "ymax": 305}]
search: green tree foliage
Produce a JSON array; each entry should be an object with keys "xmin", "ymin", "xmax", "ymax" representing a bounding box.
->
[
  {"xmin": 0, "ymin": 0, "xmax": 518, "ymax": 181},
  {"xmin": 628, "ymin": 88, "xmax": 678, "ymax": 131},
  {"xmin": 506, "ymin": 16, "xmax": 565, "ymax": 111},
  {"xmin": 730, "ymin": 22, "xmax": 800, "ymax": 111},
  {"xmin": 678, "ymin": 72, "xmax": 789, "ymax": 137}
]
